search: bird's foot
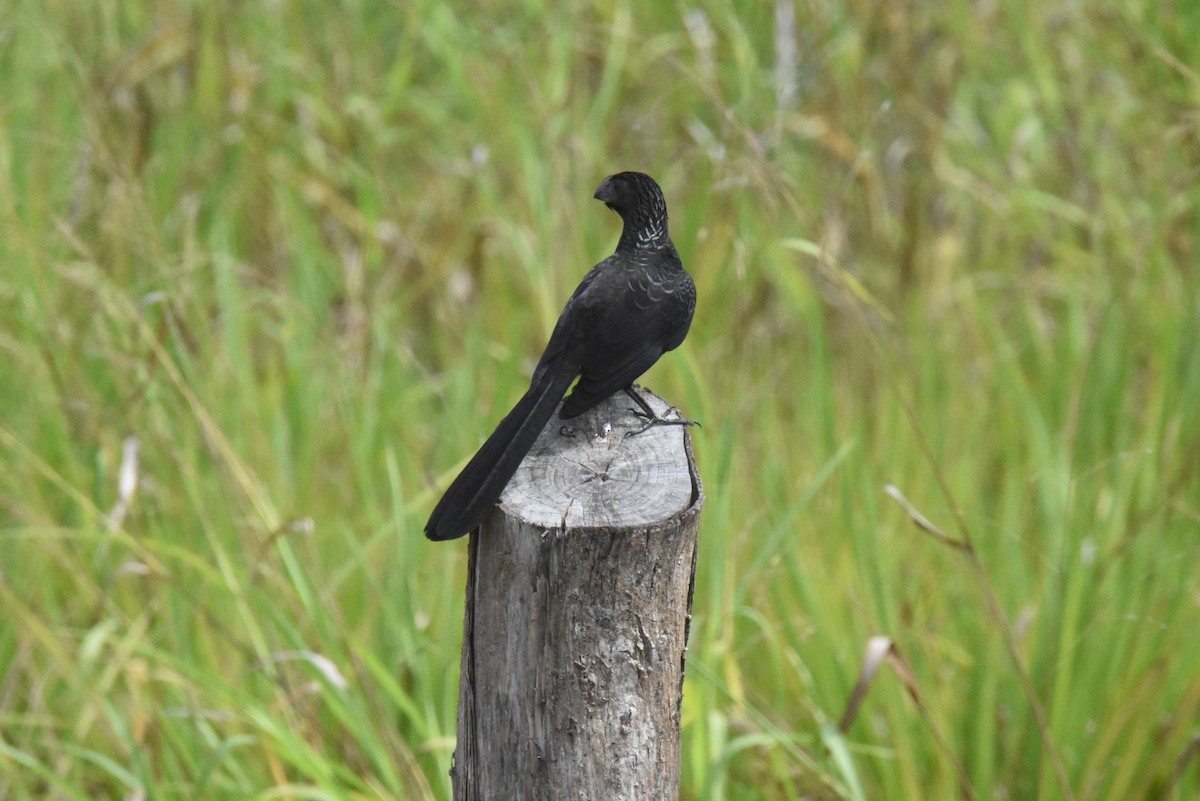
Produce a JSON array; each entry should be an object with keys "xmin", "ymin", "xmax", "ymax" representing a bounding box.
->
[
  {"xmin": 624, "ymin": 408, "xmax": 700, "ymax": 438},
  {"xmin": 623, "ymin": 387, "xmax": 700, "ymax": 438}
]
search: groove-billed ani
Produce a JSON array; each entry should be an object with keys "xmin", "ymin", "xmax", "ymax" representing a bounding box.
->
[{"xmin": 425, "ymin": 172, "xmax": 695, "ymax": 541}]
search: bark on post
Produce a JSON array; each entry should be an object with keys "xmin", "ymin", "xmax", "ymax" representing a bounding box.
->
[{"xmin": 451, "ymin": 387, "xmax": 703, "ymax": 801}]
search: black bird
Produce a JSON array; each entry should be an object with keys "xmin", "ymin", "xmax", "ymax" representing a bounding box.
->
[{"xmin": 425, "ymin": 172, "xmax": 696, "ymax": 542}]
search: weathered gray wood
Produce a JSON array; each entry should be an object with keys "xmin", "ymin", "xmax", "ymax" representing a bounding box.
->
[{"xmin": 451, "ymin": 388, "xmax": 703, "ymax": 801}]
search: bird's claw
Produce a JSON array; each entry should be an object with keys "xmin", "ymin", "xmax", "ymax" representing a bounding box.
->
[{"xmin": 623, "ymin": 406, "xmax": 700, "ymax": 438}]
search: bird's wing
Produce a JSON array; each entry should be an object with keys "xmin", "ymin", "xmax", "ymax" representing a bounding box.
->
[
  {"xmin": 560, "ymin": 339, "xmax": 667, "ymax": 417},
  {"xmin": 560, "ymin": 263, "xmax": 693, "ymax": 417},
  {"xmin": 529, "ymin": 258, "xmax": 610, "ymax": 382}
]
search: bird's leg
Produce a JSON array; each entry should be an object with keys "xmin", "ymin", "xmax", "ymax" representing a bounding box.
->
[{"xmin": 623, "ymin": 386, "xmax": 700, "ymax": 437}]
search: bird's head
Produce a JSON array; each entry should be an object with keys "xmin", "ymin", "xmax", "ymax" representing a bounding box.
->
[{"xmin": 594, "ymin": 172, "xmax": 669, "ymax": 249}]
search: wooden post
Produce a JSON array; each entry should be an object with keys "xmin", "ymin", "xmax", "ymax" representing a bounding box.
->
[{"xmin": 451, "ymin": 388, "xmax": 703, "ymax": 801}]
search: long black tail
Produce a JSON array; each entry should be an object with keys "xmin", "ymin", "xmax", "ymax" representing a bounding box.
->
[{"xmin": 425, "ymin": 366, "xmax": 576, "ymax": 541}]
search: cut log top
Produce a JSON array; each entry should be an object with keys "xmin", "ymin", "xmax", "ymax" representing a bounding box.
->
[{"xmin": 499, "ymin": 387, "xmax": 697, "ymax": 530}]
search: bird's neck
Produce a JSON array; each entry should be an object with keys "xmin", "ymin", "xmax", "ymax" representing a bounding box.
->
[{"xmin": 618, "ymin": 209, "xmax": 671, "ymax": 252}]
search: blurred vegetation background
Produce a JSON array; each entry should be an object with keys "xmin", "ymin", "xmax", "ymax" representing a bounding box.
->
[{"xmin": 2, "ymin": 1, "xmax": 1198, "ymax": 799}]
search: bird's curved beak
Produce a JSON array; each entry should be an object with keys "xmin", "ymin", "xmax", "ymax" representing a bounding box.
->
[{"xmin": 593, "ymin": 176, "xmax": 615, "ymax": 204}]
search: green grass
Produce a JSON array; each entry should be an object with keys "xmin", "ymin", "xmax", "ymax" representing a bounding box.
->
[{"xmin": 2, "ymin": 1, "xmax": 1199, "ymax": 799}]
